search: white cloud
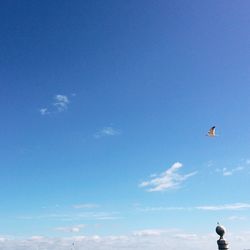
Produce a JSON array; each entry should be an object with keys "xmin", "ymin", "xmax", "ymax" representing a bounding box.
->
[
  {"xmin": 174, "ymin": 233, "xmax": 198, "ymax": 240},
  {"xmin": 133, "ymin": 229, "xmax": 176, "ymax": 237},
  {"xmin": 227, "ymin": 216, "xmax": 247, "ymax": 221},
  {"xmin": 133, "ymin": 229, "xmax": 162, "ymax": 237},
  {"xmin": 137, "ymin": 206, "xmax": 186, "ymax": 212},
  {"xmin": 139, "ymin": 162, "xmax": 197, "ymax": 192},
  {"xmin": 222, "ymin": 168, "xmax": 233, "ymax": 176},
  {"xmin": 73, "ymin": 204, "xmax": 99, "ymax": 209},
  {"xmin": 94, "ymin": 127, "xmax": 121, "ymax": 138},
  {"xmin": 54, "ymin": 224, "xmax": 85, "ymax": 233},
  {"xmin": 136, "ymin": 203, "xmax": 250, "ymax": 212},
  {"xmin": 53, "ymin": 95, "xmax": 69, "ymax": 112},
  {"xmin": 222, "ymin": 166, "xmax": 244, "ymax": 176},
  {"xmin": 196, "ymin": 203, "xmax": 250, "ymax": 211},
  {"xmin": 39, "ymin": 108, "xmax": 49, "ymax": 115},
  {"xmin": 2, "ymin": 229, "xmax": 250, "ymax": 250},
  {"xmin": 0, "ymin": 237, "xmax": 7, "ymax": 243},
  {"xmin": 18, "ymin": 211, "xmax": 120, "ymax": 221},
  {"xmin": 39, "ymin": 94, "xmax": 70, "ymax": 115},
  {"xmin": 0, "ymin": 230, "xmax": 218, "ymax": 250},
  {"xmin": 29, "ymin": 236, "xmax": 45, "ymax": 241},
  {"xmin": 215, "ymin": 159, "xmax": 250, "ymax": 176}
]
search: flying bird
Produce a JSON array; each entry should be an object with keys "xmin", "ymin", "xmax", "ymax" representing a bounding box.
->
[{"xmin": 207, "ymin": 126, "xmax": 216, "ymax": 137}]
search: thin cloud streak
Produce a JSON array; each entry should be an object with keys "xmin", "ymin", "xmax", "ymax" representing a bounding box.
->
[
  {"xmin": 54, "ymin": 224, "xmax": 85, "ymax": 233},
  {"xmin": 133, "ymin": 229, "xmax": 178, "ymax": 237},
  {"xmin": 137, "ymin": 203, "xmax": 250, "ymax": 212},
  {"xmin": 73, "ymin": 204, "xmax": 100, "ymax": 209},
  {"xmin": 227, "ymin": 216, "xmax": 247, "ymax": 221},
  {"xmin": 94, "ymin": 127, "xmax": 121, "ymax": 138},
  {"xmin": 215, "ymin": 159, "xmax": 250, "ymax": 176},
  {"xmin": 137, "ymin": 206, "xmax": 187, "ymax": 212},
  {"xmin": 17, "ymin": 211, "xmax": 121, "ymax": 221},
  {"xmin": 222, "ymin": 166, "xmax": 244, "ymax": 176},
  {"xmin": 196, "ymin": 203, "xmax": 250, "ymax": 211},
  {"xmin": 139, "ymin": 162, "xmax": 197, "ymax": 192}
]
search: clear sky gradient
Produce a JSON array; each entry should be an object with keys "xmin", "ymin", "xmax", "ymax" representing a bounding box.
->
[{"xmin": 1, "ymin": 1, "xmax": 250, "ymax": 249}]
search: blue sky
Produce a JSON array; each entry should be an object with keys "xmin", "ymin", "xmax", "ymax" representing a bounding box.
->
[{"xmin": 1, "ymin": 0, "xmax": 250, "ymax": 249}]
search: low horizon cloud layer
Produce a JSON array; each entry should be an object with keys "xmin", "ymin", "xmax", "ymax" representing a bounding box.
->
[{"xmin": 0, "ymin": 229, "xmax": 250, "ymax": 250}]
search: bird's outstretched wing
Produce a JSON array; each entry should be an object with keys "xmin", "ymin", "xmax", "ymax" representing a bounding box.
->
[{"xmin": 207, "ymin": 126, "xmax": 216, "ymax": 137}]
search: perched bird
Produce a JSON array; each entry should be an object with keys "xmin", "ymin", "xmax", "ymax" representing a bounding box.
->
[{"xmin": 207, "ymin": 126, "xmax": 216, "ymax": 137}]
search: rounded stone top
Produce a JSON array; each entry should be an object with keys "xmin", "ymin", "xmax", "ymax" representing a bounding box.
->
[{"xmin": 216, "ymin": 224, "xmax": 226, "ymax": 237}]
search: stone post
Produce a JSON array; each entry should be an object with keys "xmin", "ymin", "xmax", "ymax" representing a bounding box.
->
[{"xmin": 216, "ymin": 223, "xmax": 229, "ymax": 250}]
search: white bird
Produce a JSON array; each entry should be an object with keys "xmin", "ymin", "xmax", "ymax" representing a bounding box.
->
[{"xmin": 207, "ymin": 126, "xmax": 216, "ymax": 137}]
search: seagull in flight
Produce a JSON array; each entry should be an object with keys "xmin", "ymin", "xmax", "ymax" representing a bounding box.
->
[{"xmin": 207, "ymin": 126, "xmax": 216, "ymax": 137}]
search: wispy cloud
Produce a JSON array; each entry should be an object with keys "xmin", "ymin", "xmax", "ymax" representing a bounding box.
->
[
  {"xmin": 196, "ymin": 203, "xmax": 250, "ymax": 211},
  {"xmin": 139, "ymin": 162, "xmax": 197, "ymax": 192},
  {"xmin": 136, "ymin": 206, "xmax": 187, "ymax": 212},
  {"xmin": 39, "ymin": 94, "xmax": 71, "ymax": 115},
  {"xmin": 133, "ymin": 229, "xmax": 175, "ymax": 237},
  {"xmin": 174, "ymin": 233, "xmax": 198, "ymax": 240},
  {"xmin": 227, "ymin": 215, "xmax": 247, "ymax": 221},
  {"xmin": 221, "ymin": 166, "xmax": 244, "ymax": 176},
  {"xmin": 215, "ymin": 159, "xmax": 250, "ymax": 176},
  {"xmin": 39, "ymin": 108, "xmax": 50, "ymax": 115},
  {"xmin": 53, "ymin": 95, "xmax": 69, "ymax": 112},
  {"xmin": 18, "ymin": 211, "xmax": 121, "ymax": 221},
  {"xmin": 136, "ymin": 203, "xmax": 250, "ymax": 212},
  {"xmin": 94, "ymin": 126, "xmax": 121, "ymax": 139},
  {"xmin": 54, "ymin": 224, "xmax": 85, "ymax": 233},
  {"xmin": 73, "ymin": 203, "xmax": 100, "ymax": 209}
]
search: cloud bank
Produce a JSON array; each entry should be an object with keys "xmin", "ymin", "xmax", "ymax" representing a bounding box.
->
[{"xmin": 1, "ymin": 229, "xmax": 250, "ymax": 250}]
